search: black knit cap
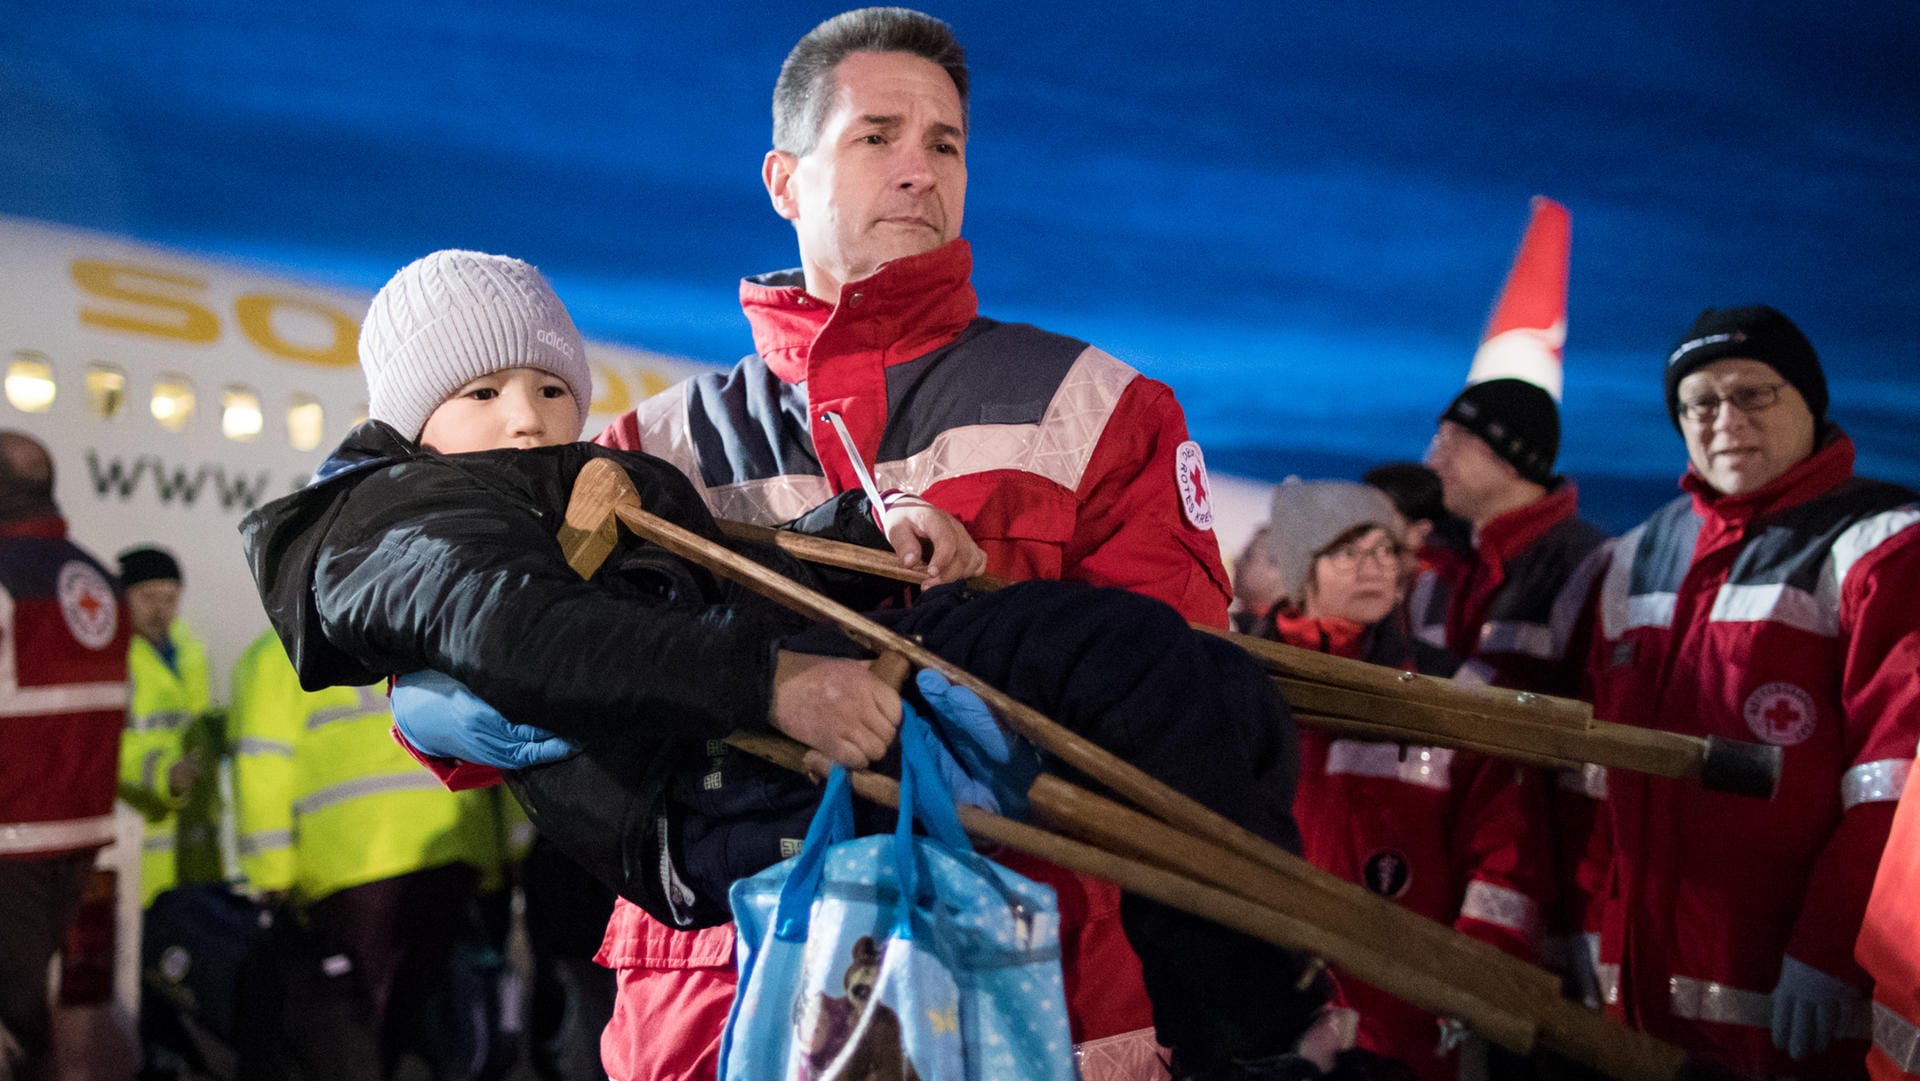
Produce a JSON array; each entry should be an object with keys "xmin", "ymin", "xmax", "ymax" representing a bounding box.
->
[
  {"xmin": 1664, "ymin": 305, "xmax": 1825, "ymax": 429},
  {"xmin": 1438, "ymin": 378, "xmax": 1560, "ymax": 486},
  {"xmin": 117, "ymin": 547, "xmax": 181, "ymax": 588},
  {"xmin": 1362, "ymin": 462, "xmax": 1446, "ymax": 524}
]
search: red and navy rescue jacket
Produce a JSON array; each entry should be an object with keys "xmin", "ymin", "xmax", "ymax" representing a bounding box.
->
[
  {"xmin": 0, "ymin": 514, "xmax": 130, "ymax": 861},
  {"xmin": 596, "ymin": 239, "xmax": 1231, "ymax": 624},
  {"xmin": 590, "ymin": 238, "xmax": 1231, "ymax": 1078},
  {"xmin": 1586, "ymin": 432, "xmax": 1920, "ymax": 1078}
]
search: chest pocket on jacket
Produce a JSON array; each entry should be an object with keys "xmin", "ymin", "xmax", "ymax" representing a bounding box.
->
[{"xmin": 931, "ymin": 474, "xmax": 1076, "ymax": 584}]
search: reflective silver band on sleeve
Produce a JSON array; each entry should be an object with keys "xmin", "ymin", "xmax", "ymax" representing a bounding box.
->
[
  {"xmin": 236, "ymin": 829, "xmax": 293, "ymax": 857},
  {"xmin": 1668, "ymin": 974, "xmax": 1871, "ymax": 1039},
  {"xmin": 1477, "ymin": 620, "xmax": 1559, "ymax": 660},
  {"xmin": 1559, "ymin": 762, "xmax": 1608, "ymax": 800},
  {"xmin": 1843, "ymin": 759, "xmax": 1912, "ymax": 811},
  {"xmin": 1668, "ymin": 975, "xmax": 1772, "ymax": 1028},
  {"xmin": 306, "ymin": 704, "xmax": 373, "ymax": 731},
  {"xmin": 1875, "ymin": 1001, "xmax": 1920, "ymax": 1074},
  {"xmin": 1596, "ymin": 962, "xmax": 1621, "ymax": 1007},
  {"xmin": 128, "ymin": 708, "xmax": 191, "ymax": 733},
  {"xmin": 233, "ymin": 736, "xmax": 294, "ymax": 758},
  {"xmin": 1459, "ymin": 880, "xmax": 1539, "ymax": 937}
]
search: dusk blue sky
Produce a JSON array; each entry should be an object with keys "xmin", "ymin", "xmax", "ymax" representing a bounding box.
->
[{"xmin": 4, "ymin": 1, "xmax": 1915, "ymax": 531}]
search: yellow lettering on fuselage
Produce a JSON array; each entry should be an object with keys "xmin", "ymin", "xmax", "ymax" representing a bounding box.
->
[
  {"xmin": 70, "ymin": 258, "xmax": 361, "ymax": 369},
  {"xmin": 71, "ymin": 260, "xmax": 219, "ymax": 343},
  {"xmin": 233, "ymin": 293, "xmax": 357, "ymax": 367}
]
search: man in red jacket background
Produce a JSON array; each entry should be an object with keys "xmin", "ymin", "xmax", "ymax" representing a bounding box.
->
[
  {"xmin": 0, "ymin": 431, "xmax": 131, "ymax": 1081},
  {"xmin": 1583, "ymin": 305, "xmax": 1920, "ymax": 1077}
]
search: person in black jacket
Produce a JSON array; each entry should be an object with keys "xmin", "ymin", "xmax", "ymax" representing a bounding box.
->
[{"xmin": 241, "ymin": 249, "xmax": 1384, "ymax": 1081}]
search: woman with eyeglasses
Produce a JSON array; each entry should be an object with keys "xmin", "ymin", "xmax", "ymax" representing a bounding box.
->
[{"xmin": 1251, "ymin": 478, "xmax": 1551, "ymax": 1081}]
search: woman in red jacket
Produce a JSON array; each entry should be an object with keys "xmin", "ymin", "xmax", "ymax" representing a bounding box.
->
[{"xmin": 1254, "ymin": 479, "xmax": 1552, "ymax": 1081}]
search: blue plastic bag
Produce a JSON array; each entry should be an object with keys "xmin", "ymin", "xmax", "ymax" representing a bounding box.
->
[{"xmin": 719, "ymin": 708, "xmax": 1075, "ymax": 1081}]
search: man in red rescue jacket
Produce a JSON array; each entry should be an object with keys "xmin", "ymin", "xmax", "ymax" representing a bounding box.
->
[
  {"xmin": 584, "ymin": 10, "xmax": 1231, "ymax": 1081},
  {"xmin": 1583, "ymin": 305, "xmax": 1920, "ymax": 1078},
  {"xmin": 1407, "ymin": 378, "xmax": 1595, "ymax": 976},
  {"xmin": 0, "ymin": 431, "xmax": 131, "ymax": 1080}
]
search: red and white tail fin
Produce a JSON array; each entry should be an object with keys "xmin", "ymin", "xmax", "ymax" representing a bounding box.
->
[{"xmin": 1464, "ymin": 195, "xmax": 1570, "ymax": 401}]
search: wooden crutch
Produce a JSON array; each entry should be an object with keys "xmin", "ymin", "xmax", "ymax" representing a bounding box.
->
[
  {"xmin": 554, "ymin": 459, "xmax": 1709, "ymax": 1080},
  {"xmin": 709, "ymin": 515, "xmax": 1780, "ymax": 798}
]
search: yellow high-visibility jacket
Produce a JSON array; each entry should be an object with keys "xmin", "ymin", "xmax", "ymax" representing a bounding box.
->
[
  {"xmin": 228, "ymin": 631, "xmax": 504, "ymax": 904},
  {"xmin": 119, "ymin": 620, "xmax": 212, "ymax": 905}
]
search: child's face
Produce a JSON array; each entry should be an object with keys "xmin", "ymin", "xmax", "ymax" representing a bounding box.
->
[{"xmin": 418, "ymin": 367, "xmax": 584, "ymax": 453}]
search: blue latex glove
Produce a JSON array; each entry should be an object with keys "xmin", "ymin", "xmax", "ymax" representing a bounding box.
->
[
  {"xmin": 914, "ymin": 669, "xmax": 1042, "ymax": 821},
  {"xmin": 1770, "ymin": 955, "xmax": 1859, "ymax": 1061},
  {"xmin": 907, "ymin": 699, "xmax": 1002, "ymax": 816},
  {"xmin": 391, "ymin": 670, "xmax": 580, "ymax": 769}
]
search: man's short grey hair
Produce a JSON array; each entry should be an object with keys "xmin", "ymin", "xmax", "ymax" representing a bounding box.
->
[{"xmin": 772, "ymin": 7, "xmax": 969, "ymax": 156}]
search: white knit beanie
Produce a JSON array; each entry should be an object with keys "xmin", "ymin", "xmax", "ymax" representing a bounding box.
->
[
  {"xmin": 1266, "ymin": 478, "xmax": 1405, "ymax": 603},
  {"xmin": 359, "ymin": 250, "xmax": 593, "ymax": 440}
]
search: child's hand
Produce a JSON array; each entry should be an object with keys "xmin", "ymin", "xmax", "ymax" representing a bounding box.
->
[
  {"xmin": 877, "ymin": 494, "xmax": 987, "ymax": 586},
  {"xmin": 914, "ymin": 669, "xmax": 1040, "ymax": 820},
  {"xmin": 769, "ymin": 651, "xmax": 902, "ymax": 771},
  {"xmin": 392, "ymin": 670, "xmax": 579, "ymax": 768}
]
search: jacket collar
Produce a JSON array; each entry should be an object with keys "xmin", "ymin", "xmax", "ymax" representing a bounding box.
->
[
  {"xmin": 739, "ymin": 239, "xmax": 979, "ymax": 384},
  {"xmin": 310, "ymin": 420, "xmax": 419, "ymax": 486},
  {"xmin": 1473, "ymin": 481, "xmax": 1582, "ymax": 568},
  {"xmin": 0, "ymin": 514, "xmax": 67, "ymax": 540},
  {"xmin": 1683, "ymin": 428, "xmax": 1856, "ymax": 532},
  {"xmin": 1268, "ymin": 606, "xmax": 1370, "ymax": 658}
]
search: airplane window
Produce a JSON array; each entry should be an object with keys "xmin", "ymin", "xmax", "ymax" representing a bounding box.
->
[
  {"xmin": 86, "ymin": 365, "xmax": 127, "ymax": 419},
  {"xmin": 151, "ymin": 375, "xmax": 196, "ymax": 432},
  {"xmin": 222, "ymin": 385, "xmax": 264, "ymax": 442},
  {"xmin": 5, "ymin": 352, "xmax": 56, "ymax": 413},
  {"xmin": 287, "ymin": 395, "xmax": 325, "ymax": 451}
]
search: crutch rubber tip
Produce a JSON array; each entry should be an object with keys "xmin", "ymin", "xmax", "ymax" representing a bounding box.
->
[{"xmin": 1698, "ymin": 736, "xmax": 1782, "ymax": 800}]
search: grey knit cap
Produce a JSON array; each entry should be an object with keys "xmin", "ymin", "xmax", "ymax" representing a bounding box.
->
[
  {"xmin": 359, "ymin": 250, "xmax": 592, "ymax": 440},
  {"xmin": 1266, "ymin": 478, "xmax": 1405, "ymax": 602}
]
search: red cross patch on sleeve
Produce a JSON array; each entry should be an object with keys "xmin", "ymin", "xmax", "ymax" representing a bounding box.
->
[{"xmin": 1174, "ymin": 440, "xmax": 1215, "ymax": 530}]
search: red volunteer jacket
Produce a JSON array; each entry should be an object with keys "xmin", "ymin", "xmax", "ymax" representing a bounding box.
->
[
  {"xmin": 1280, "ymin": 611, "xmax": 1551, "ymax": 1081},
  {"xmin": 591, "ymin": 239, "xmax": 1231, "ymax": 1081},
  {"xmin": 1586, "ymin": 433, "xmax": 1920, "ymax": 1077},
  {"xmin": 1406, "ymin": 483, "xmax": 1602, "ymax": 965},
  {"xmin": 0, "ymin": 515, "xmax": 130, "ymax": 860}
]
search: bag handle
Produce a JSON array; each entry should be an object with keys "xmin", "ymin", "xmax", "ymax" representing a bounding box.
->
[
  {"xmin": 772, "ymin": 765, "xmax": 855, "ymax": 942},
  {"xmin": 891, "ymin": 704, "xmax": 977, "ymax": 937},
  {"xmin": 769, "ymin": 705, "xmax": 982, "ymax": 944}
]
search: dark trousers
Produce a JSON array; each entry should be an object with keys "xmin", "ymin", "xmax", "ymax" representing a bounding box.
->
[
  {"xmin": 0, "ymin": 852, "xmax": 95, "ymax": 1080},
  {"xmin": 522, "ymin": 837, "xmax": 616, "ymax": 1081},
  {"xmin": 308, "ymin": 862, "xmax": 481, "ymax": 1078}
]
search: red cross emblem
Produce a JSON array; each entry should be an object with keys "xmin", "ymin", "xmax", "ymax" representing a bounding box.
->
[
  {"xmin": 1174, "ymin": 440, "xmax": 1214, "ymax": 530},
  {"xmin": 1743, "ymin": 681, "xmax": 1817, "ymax": 746},
  {"xmin": 57, "ymin": 560, "xmax": 119, "ymax": 650}
]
